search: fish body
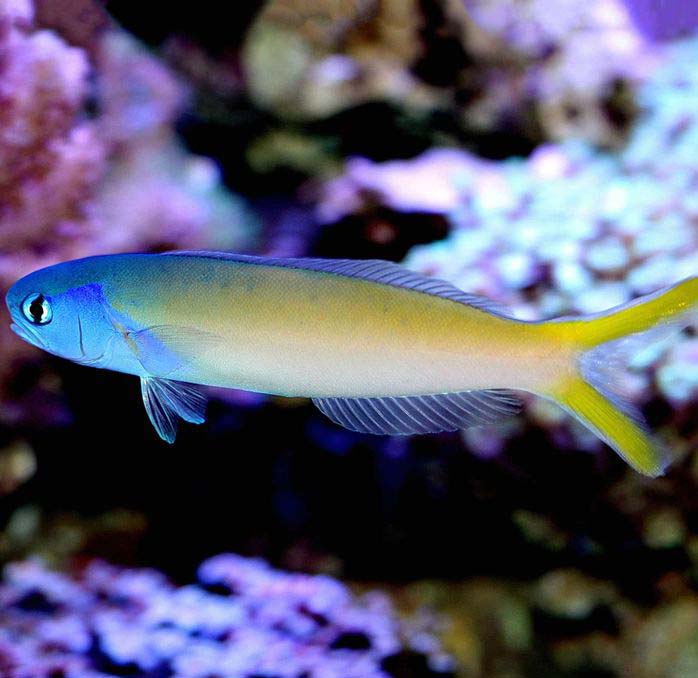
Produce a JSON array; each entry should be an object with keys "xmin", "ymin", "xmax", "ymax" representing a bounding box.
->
[
  {"xmin": 100, "ymin": 254, "xmax": 561, "ymax": 396},
  {"xmin": 6, "ymin": 251, "xmax": 697, "ymax": 477}
]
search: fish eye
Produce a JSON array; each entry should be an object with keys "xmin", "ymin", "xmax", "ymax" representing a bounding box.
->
[{"xmin": 21, "ymin": 293, "xmax": 52, "ymax": 325}]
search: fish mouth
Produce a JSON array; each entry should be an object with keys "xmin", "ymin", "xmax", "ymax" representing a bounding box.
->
[
  {"xmin": 10, "ymin": 319, "xmax": 106, "ymax": 366},
  {"xmin": 10, "ymin": 322, "xmax": 45, "ymax": 349}
]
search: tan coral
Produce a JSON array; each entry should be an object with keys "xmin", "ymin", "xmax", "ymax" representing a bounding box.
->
[
  {"xmin": 243, "ymin": 0, "xmax": 440, "ymax": 118},
  {"xmin": 622, "ymin": 598, "xmax": 698, "ymax": 678}
]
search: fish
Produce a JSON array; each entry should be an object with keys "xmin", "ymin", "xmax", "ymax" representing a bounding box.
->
[{"xmin": 5, "ymin": 251, "xmax": 696, "ymax": 476}]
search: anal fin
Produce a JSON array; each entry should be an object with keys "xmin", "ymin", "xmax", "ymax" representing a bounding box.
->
[{"xmin": 312, "ymin": 389, "xmax": 521, "ymax": 435}]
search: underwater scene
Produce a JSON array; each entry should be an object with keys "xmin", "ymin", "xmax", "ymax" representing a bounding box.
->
[{"xmin": 3, "ymin": 0, "xmax": 698, "ymax": 676}]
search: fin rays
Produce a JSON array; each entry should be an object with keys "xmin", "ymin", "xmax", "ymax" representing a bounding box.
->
[
  {"xmin": 312, "ymin": 389, "xmax": 521, "ymax": 435},
  {"xmin": 140, "ymin": 377, "xmax": 207, "ymax": 443},
  {"xmin": 543, "ymin": 277, "xmax": 698, "ymax": 476}
]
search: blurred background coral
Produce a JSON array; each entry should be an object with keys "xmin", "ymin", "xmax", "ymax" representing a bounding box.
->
[{"xmin": 2, "ymin": 0, "xmax": 698, "ymax": 676}]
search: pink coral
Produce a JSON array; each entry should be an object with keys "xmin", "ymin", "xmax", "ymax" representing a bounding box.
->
[{"xmin": 0, "ymin": 7, "xmax": 103, "ymax": 254}]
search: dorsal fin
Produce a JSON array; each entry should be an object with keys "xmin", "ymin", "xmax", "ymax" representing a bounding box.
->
[{"xmin": 164, "ymin": 251, "xmax": 510, "ymax": 317}]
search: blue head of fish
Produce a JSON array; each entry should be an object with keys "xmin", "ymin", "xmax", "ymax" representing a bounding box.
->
[{"xmin": 5, "ymin": 261, "xmax": 116, "ymax": 368}]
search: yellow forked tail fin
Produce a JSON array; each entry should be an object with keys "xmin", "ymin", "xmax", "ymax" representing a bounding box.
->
[
  {"xmin": 543, "ymin": 277, "xmax": 698, "ymax": 477},
  {"xmin": 551, "ymin": 376, "xmax": 665, "ymax": 476}
]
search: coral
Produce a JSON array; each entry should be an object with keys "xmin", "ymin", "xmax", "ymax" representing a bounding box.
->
[
  {"xmin": 623, "ymin": 597, "xmax": 698, "ymax": 677},
  {"xmin": 316, "ymin": 34, "xmax": 698, "ymax": 458},
  {"xmin": 0, "ymin": 442, "xmax": 35, "ymax": 496},
  {"xmin": 463, "ymin": 0, "xmax": 652, "ymax": 143},
  {"xmin": 92, "ymin": 32, "xmax": 257, "ymax": 254},
  {"xmin": 0, "ymin": 507, "xmax": 147, "ymax": 569},
  {"xmin": 0, "ymin": 0, "xmax": 102, "ymax": 258},
  {"xmin": 242, "ymin": 0, "xmax": 648, "ymax": 147},
  {"xmin": 393, "ymin": 571, "xmax": 698, "ymax": 678},
  {"xmin": 0, "ymin": 554, "xmax": 454, "ymax": 677},
  {"xmin": 242, "ymin": 0, "xmax": 427, "ymax": 119}
]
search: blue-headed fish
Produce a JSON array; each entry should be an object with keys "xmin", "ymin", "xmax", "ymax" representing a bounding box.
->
[{"xmin": 6, "ymin": 251, "xmax": 695, "ymax": 476}]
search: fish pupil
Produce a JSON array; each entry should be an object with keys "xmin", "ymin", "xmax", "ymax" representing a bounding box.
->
[{"xmin": 29, "ymin": 296, "xmax": 45, "ymax": 322}]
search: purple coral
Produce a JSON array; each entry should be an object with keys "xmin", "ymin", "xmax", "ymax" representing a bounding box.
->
[
  {"xmin": 0, "ymin": 555, "xmax": 453, "ymax": 677},
  {"xmin": 463, "ymin": 0, "xmax": 653, "ymax": 143},
  {"xmin": 0, "ymin": 0, "xmax": 102, "ymax": 255}
]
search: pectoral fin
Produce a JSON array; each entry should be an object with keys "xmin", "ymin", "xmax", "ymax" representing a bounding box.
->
[
  {"xmin": 126, "ymin": 325, "xmax": 224, "ymax": 377},
  {"xmin": 140, "ymin": 377, "xmax": 207, "ymax": 443}
]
